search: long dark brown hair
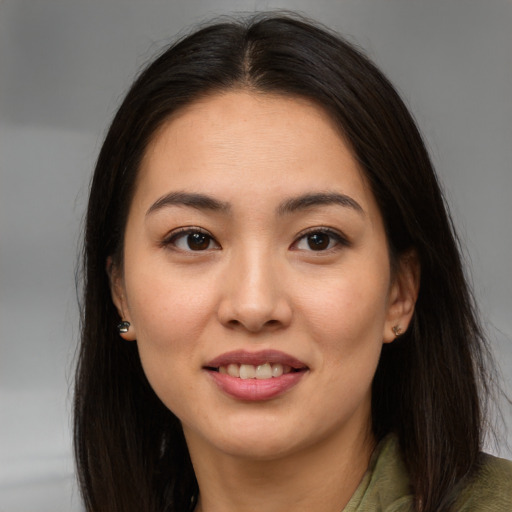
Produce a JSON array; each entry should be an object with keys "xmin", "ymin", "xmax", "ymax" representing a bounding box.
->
[{"xmin": 75, "ymin": 13, "xmax": 495, "ymax": 512}]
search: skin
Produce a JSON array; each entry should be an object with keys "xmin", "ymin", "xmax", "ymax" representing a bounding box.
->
[{"xmin": 111, "ymin": 91, "xmax": 419, "ymax": 512}]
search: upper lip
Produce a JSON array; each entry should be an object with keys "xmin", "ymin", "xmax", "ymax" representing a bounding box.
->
[{"xmin": 205, "ymin": 350, "xmax": 308, "ymax": 370}]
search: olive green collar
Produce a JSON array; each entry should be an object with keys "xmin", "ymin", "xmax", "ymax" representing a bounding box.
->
[{"xmin": 343, "ymin": 435, "xmax": 413, "ymax": 512}]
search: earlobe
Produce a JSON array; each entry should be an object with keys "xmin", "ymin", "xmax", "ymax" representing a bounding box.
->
[
  {"xmin": 117, "ymin": 320, "xmax": 134, "ymax": 341},
  {"xmin": 117, "ymin": 319, "xmax": 136, "ymax": 341},
  {"xmin": 107, "ymin": 256, "xmax": 137, "ymax": 341},
  {"xmin": 383, "ymin": 249, "xmax": 421, "ymax": 343}
]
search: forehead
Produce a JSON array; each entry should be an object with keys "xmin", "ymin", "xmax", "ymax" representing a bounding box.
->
[{"xmin": 136, "ymin": 90, "xmax": 374, "ymax": 212}]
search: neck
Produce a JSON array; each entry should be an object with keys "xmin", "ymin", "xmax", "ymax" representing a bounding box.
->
[{"xmin": 187, "ymin": 424, "xmax": 375, "ymax": 512}]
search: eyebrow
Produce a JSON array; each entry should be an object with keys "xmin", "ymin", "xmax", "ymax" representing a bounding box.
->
[
  {"xmin": 146, "ymin": 190, "xmax": 364, "ymax": 217},
  {"xmin": 277, "ymin": 192, "xmax": 364, "ymax": 216},
  {"xmin": 146, "ymin": 191, "xmax": 231, "ymax": 216}
]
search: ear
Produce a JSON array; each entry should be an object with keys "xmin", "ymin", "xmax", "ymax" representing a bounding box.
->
[
  {"xmin": 107, "ymin": 256, "xmax": 137, "ymax": 341},
  {"xmin": 383, "ymin": 249, "xmax": 421, "ymax": 343}
]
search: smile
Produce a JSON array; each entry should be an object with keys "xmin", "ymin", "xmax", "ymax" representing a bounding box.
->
[
  {"xmin": 217, "ymin": 362, "xmax": 293, "ymax": 379},
  {"xmin": 204, "ymin": 350, "xmax": 308, "ymax": 401}
]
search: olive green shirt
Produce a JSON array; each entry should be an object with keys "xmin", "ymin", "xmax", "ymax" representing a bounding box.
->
[{"xmin": 343, "ymin": 436, "xmax": 512, "ymax": 511}]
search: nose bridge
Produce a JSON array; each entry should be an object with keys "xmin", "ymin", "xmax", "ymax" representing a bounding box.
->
[
  {"xmin": 239, "ymin": 243, "xmax": 276, "ymax": 302},
  {"xmin": 218, "ymin": 241, "xmax": 291, "ymax": 332}
]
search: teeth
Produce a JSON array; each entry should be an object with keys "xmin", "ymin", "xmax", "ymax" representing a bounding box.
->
[
  {"xmin": 227, "ymin": 363, "xmax": 240, "ymax": 378},
  {"xmin": 218, "ymin": 362, "xmax": 294, "ymax": 379},
  {"xmin": 272, "ymin": 364, "xmax": 284, "ymax": 377},
  {"xmin": 256, "ymin": 363, "xmax": 272, "ymax": 379},
  {"xmin": 239, "ymin": 364, "xmax": 256, "ymax": 379}
]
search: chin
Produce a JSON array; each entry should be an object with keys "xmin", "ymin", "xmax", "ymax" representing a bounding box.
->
[
  {"xmin": 182, "ymin": 413, "xmax": 304, "ymax": 460},
  {"xmin": 188, "ymin": 411, "xmax": 336, "ymax": 463},
  {"xmin": 216, "ymin": 434, "xmax": 304, "ymax": 461}
]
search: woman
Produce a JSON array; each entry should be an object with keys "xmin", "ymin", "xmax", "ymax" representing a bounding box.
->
[{"xmin": 74, "ymin": 13, "xmax": 512, "ymax": 512}]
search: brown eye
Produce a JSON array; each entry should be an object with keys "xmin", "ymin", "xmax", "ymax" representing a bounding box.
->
[
  {"xmin": 306, "ymin": 233, "xmax": 330, "ymax": 251},
  {"xmin": 165, "ymin": 228, "xmax": 220, "ymax": 252},
  {"xmin": 186, "ymin": 232, "xmax": 211, "ymax": 250},
  {"xmin": 293, "ymin": 228, "xmax": 348, "ymax": 252}
]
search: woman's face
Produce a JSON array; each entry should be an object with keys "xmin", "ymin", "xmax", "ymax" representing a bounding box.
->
[{"xmin": 112, "ymin": 91, "xmax": 417, "ymax": 460}]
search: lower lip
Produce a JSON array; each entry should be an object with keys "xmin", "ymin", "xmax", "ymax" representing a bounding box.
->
[{"xmin": 206, "ymin": 370, "xmax": 306, "ymax": 401}]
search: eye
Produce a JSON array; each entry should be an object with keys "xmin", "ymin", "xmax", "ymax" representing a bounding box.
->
[
  {"xmin": 293, "ymin": 228, "xmax": 348, "ymax": 252},
  {"xmin": 163, "ymin": 228, "xmax": 220, "ymax": 252}
]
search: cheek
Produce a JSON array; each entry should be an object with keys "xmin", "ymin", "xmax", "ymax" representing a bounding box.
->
[
  {"xmin": 122, "ymin": 263, "xmax": 217, "ymax": 400},
  {"xmin": 125, "ymin": 259, "xmax": 216, "ymax": 343},
  {"xmin": 298, "ymin": 271, "xmax": 389, "ymax": 415},
  {"xmin": 297, "ymin": 265, "xmax": 390, "ymax": 349},
  {"xmin": 127, "ymin": 289, "xmax": 205, "ymax": 417}
]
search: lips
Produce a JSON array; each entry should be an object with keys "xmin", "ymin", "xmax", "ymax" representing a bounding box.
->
[
  {"xmin": 205, "ymin": 349, "xmax": 307, "ymax": 370},
  {"xmin": 204, "ymin": 350, "xmax": 308, "ymax": 401}
]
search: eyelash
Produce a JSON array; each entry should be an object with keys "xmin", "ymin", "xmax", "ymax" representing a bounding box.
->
[
  {"xmin": 291, "ymin": 227, "xmax": 350, "ymax": 252},
  {"xmin": 161, "ymin": 226, "xmax": 349, "ymax": 253},
  {"xmin": 161, "ymin": 227, "xmax": 220, "ymax": 252}
]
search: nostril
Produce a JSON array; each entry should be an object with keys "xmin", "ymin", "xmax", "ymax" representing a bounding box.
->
[
  {"xmin": 224, "ymin": 317, "xmax": 282, "ymax": 332},
  {"xmin": 218, "ymin": 297, "xmax": 292, "ymax": 332}
]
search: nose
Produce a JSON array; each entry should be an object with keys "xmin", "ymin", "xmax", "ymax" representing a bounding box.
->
[{"xmin": 217, "ymin": 248, "xmax": 292, "ymax": 333}]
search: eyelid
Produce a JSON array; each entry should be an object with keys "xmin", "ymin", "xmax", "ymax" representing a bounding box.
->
[
  {"xmin": 160, "ymin": 225, "xmax": 348, "ymax": 252},
  {"xmin": 161, "ymin": 226, "xmax": 221, "ymax": 251},
  {"xmin": 291, "ymin": 226, "xmax": 350, "ymax": 251}
]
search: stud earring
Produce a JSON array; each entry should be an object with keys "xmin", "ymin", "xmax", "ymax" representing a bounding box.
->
[
  {"xmin": 117, "ymin": 321, "xmax": 131, "ymax": 334},
  {"xmin": 392, "ymin": 325, "xmax": 403, "ymax": 337}
]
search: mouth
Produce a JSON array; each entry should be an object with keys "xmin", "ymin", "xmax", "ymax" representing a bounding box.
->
[
  {"xmin": 203, "ymin": 350, "xmax": 308, "ymax": 401},
  {"xmin": 204, "ymin": 349, "xmax": 308, "ymax": 378},
  {"xmin": 206, "ymin": 362, "xmax": 304, "ymax": 379}
]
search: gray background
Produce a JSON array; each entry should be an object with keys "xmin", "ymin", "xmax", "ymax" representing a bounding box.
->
[{"xmin": 1, "ymin": 1, "xmax": 511, "ymax": 510}]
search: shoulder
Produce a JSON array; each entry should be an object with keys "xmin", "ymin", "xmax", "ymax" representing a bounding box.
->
[{"xmin": 452, "ymin": 452, "xmax": 512, "ymax": 511}]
